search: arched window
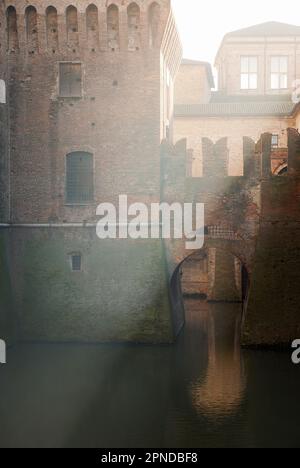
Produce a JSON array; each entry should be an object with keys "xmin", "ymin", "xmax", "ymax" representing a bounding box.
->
[
  {"xmin": 6, "ymin": 6, "xmax": 19, "ymax": 52},
  {"xmin": 66, "ymin": 152, "xmax": 94, "ymax": 204},
  {"xmin": 86, "ymin": 4, "xmax": 99, "ymax": 50},
  {"xmin": 107, "ymin": 4, "xmax": 119, "ymax": 51},
  {"xmin": 66, "ymin": 5, "xmax": 79, "ymax": 49},
  {"xmin": 25, "ymin": 6, "xmax": 38, "ymax": 54},
  {"xmin": 127, "ymin": 3, "xmax": 141, "ymax": 51},
  {"xmin": 46, "ymin": 6, "xmax": 58, "ymax": 52},
  {"xmin": 148, "ymin": 2, "xmax": 160, "ymax": 48}
]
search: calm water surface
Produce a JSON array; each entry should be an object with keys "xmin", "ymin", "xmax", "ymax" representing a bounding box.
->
[{"xmin": 0, "ymin": 299, "xmax": 300, "ymax": 448}]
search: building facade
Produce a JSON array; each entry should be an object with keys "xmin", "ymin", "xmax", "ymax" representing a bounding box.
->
[
  {"xmin": 174, "ymin": 22, "xmax": 300, "ymax": 177},
  {"xmin": 0, "ymin": 0, "xmax": 183, "ymax": 343}
]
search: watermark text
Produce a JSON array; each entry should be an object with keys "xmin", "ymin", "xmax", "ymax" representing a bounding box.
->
[
  {"xmin": 96, "ymin": 195, "xmax": 205, "ymax": 250},
  {"xmin": 291, "ymin": 339, "xmax": 300, "ymax": 365},
  {"xmin": 0, "ymin": 339, "xmax": 6, "ymax": 364}
]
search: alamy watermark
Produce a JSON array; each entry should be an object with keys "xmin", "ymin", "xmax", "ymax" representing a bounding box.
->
[
  {"xmin": 291, "ymin": 340, "xmax": 300, "ymax": 365},
  {"xmin": 0, "ymin": 339, "xmax": 6, "ymax": 364},
  {"xmin": 96, "ymin": 195, "xmax": 205, "ymax": 250}
]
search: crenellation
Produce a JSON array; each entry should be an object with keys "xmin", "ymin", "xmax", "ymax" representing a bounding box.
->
[{"xmin": 0, "ymin": 1, "xmax": 170, "ymax": 56}]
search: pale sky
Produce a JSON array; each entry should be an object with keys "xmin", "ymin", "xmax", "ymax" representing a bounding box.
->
[{"xmin": 172, "ymin": 0, "xmax": 300, "ymax": 66}]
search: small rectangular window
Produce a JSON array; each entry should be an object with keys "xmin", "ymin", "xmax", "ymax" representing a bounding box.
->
[
  {"xmin": 241, "ymin": 57, "xmax": 258, "ymax": 90},
  {"xmin": 271, "ymin": 134, "xmax": 279, "ymax": 148},
  {"xmin": 71, "ymin": 254, "xmax": 82, "ymax": 272},
  {"xmin": 271, "ymin": 57, "xmax": 288, "ymax": 90},
  {"xmin": 59, "ymin": 62, "xmax": 82, "ymax": 97}
]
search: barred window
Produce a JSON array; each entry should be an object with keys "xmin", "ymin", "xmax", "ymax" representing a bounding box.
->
[
  {"xmin": 71, "ymin": 253, "xmax": 82, "ymax": 272},
  {"xmin": 66, "ymin": 152, "xmax": 94, "ymax": 204},
  {"xmin": 59, "ymin": 62, "xmax": 82, "ymax": 97}
]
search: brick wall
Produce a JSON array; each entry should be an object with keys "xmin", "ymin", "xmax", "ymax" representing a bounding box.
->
[
  {"xmin": 0, "ymin": 0, "xmax": 177, "ymax": 223},
  {"xmin": 0, "ymin": 0, "xmax": 184, "ymax": 344},
  {"xmin": 174, "ymin": 115, "xmax": 295, "ymax": 176},
  {"xmin": 174, "ymin": 63, "xmax": 212, "ymax": 105}
]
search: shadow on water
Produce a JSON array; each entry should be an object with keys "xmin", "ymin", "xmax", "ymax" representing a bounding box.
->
[{"xmin": 0, "ymin": 299, "xmax": 300, "ymax": 448}]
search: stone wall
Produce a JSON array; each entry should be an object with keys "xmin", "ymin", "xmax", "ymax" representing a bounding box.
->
[
  {"xmin": 243, "ymin": 130, "xmax": 300, "ymax": 346},
  {"xmin": 0, "ymin": 230, "xmax": 14, "ymax": 344},
  {"xmin": 174, "ymin": 115, "xmax": 295, "ymax": 176},
  {"xmin": 0, "ymin": 0, "xmax": 184, "ymax": 344},
  {"xmin": 0, "ymin": 0, "xmax": 179, "ymax": 224},
  {"xmin": 174, "ymin": 62, "xmax": 212, "ymax": 105},
  {"xmin": 9, "ymin": 227, "xmax": 174, "ymax": 343},
  {"xmin": 0, "ymin": 94, "xmax": 8, "ymax": 222}
]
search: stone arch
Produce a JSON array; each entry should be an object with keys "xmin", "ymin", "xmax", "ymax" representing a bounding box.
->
[
  {"xmin": 170, "ymin": 243, "xmax": 250, "ymax": 336},
  {"xmin": 66, "ymin": 5, "xmax": 79, "ymax": 50},
  {"xmin": 46, "ymin": 6, "xmax": 58, "ymax": 53},
  {"xmin": 86, "ymin": 4, "xmax": 99, "ymax": 51},
  {"xmin": 6, "ymin": 6, "xmax": 19, "ymax": 52},
  {"xmin": 274, "ymin": 163, "xmax": 288, "ymax": 176},
  {"xmin": 127, "ymin": 2, "xmax": 141, "ymax": 51},
  {"xmin": 148, "ymin": 2, "xmax": 160, "ymax": 48},
  {"xmin": 107, "ymin": 4, "xmax": 119, "ymax": 51},
  {"xmin": 25, "ymin": 6, "xmax": 38, "ymax": 54}
]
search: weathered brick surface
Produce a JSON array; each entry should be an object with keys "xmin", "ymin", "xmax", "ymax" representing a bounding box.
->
[
  {"xmin": 0, "ymin": 0, "xmax": 184, "ymax": 343},
  {"xmin": 174, "ymin": 116, "xmax": 294, "ymax": 176},
  {"xmin": 0, "ymin": 0, "xmax": 175, "ymax": 223}
]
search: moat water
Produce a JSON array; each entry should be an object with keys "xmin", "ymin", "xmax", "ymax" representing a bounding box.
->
[{"xmin": 0, "ymin": 299, "xmax": 300, "ymax": 448}]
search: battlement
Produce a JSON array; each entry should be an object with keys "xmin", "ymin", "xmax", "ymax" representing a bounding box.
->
[{"xmin": 0, "ymin": 1, "xmax": 172, "ymax": 59}]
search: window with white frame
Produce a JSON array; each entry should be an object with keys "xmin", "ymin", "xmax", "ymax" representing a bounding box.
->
[
  {"xmin": 271, "ymin": 134, "xmax": 279, "ymax": 148},
  {"xmin": 241, "ymin": 56, "xmax": 258, "ymax": 90},
  {"xmin": 271, "ymin": 57, "xmax": 288, "ymax": 90}
]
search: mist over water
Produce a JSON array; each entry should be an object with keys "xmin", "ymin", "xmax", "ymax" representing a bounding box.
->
[{"xmin": 0, "ymin": 299, "xmax": 299, "ymax": 448}]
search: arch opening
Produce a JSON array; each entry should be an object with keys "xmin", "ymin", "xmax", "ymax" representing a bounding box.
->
[
  {"xmin": 107, "ymin": 5, "xmax": 119, "ymax": 51},
  {"xmin": 46, "ymin": 6, "xmax": 58, "ymax": 52},
  {"xmin": 127, "ymin": 3, "xmax": 141, "ymax": 51},
  {"xmin": 86, "ymin": 4, "xmax": 99, "ymax": 50},
  {"xmin": 66, "ymin": 5, "xmax": 79, "ymax": 50},
  {"xmin": 25, "ymin": 6, "xmax": 38, "ymax": 54},
  {"xmin": 6, "ymin": 6, "xmax": 19, "ymax": 52},
  {"xmin": 148, "ymin": 2, "xmax": 160, "ymax": 48},
  {"xmin": 170, "ymin": 246, "xmax": 250, "ymax": 337}
]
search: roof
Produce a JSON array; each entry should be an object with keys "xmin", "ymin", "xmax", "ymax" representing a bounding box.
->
[
  {"xmin": 215, "ymin": 21, "xmax": 300, "ymax": 64},
  {"xmin": 226, "ymin": 21, "xmax": 300, "ymax": 38},
  {"xmin": 181, "ymin": 58, "xmax": 215, "ymax": 88},
  {"xmin": 174, "ymin": 101, "xmax": 295, "ymax": 118}
]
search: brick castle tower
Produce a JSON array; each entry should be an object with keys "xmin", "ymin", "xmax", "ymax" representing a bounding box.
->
[{"xmin": 0, "ymin": 0, "xmax": 182, "ymax": 343}]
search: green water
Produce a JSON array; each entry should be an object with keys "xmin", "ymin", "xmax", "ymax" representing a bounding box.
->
[{"xmin": 0, "ymin": 299, "xmax": 299, "ymax": 448}]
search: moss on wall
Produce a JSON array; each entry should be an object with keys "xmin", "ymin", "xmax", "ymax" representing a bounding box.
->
[
  {"xmin": 0, "ymin": 230, "xmax": 13, "ymax": 343},
  {"xmin": 12, "ymin": 228, "xmax": 174, "ymax": 344},
  {"xmin": 242, "ymin": 178, "xmax": 300, "ymax": 347}
]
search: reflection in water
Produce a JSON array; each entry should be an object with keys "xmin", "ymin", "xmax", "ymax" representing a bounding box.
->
[
  {"xmin": 187, "ymin": 301, "xmax": 246, "ymax": 419},
  {"xmin": 1, "ymin": 299, "xmax": 300, "ymax": 448}
]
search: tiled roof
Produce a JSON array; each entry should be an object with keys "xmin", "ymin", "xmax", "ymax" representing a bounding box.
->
[
  {"xmin": 226, "ymin": 21, "xmax": 300, "ymax": 37},
  {"xmin": 174, "ymin": 101, "xmax": 295, "ymax": 117}
]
